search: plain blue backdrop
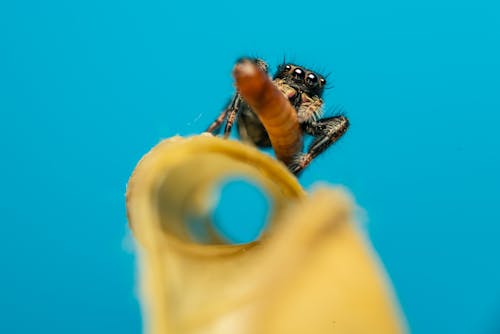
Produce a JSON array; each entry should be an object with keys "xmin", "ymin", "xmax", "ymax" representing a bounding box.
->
[{"xmin": 1, "ymin": 0, "xmax": 499, "ymax": 333}]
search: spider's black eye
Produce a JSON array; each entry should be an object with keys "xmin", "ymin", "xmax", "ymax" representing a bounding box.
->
[
  {"xmin": 293, "ymin": 68, "xmax": 305, "ymax": 79},
  {"xmin": 306, "ymin": 73, "xmax": 318, "ymax": 85},
  {"xmin": 320, "ymin": 78, "xmax": 326, "ymax": 85},
  {"xmin": 285, "ymin": 64, "xmax": 292, "ymax": 70}
]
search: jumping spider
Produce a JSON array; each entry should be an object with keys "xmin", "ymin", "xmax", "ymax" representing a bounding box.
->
[{"xmin": 207, "ymin": 58, "xmax": 349, "ymax": 175}]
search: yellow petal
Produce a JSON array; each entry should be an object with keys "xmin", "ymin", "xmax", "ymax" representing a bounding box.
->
[{"xmin": 126, "ymin": 134, "xmax": 407, "ymax": 334}]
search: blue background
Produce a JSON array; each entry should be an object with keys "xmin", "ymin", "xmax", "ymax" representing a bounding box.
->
[{"xmin": 1, "ymin": 0, "xmax": 499, "ymax": 333}]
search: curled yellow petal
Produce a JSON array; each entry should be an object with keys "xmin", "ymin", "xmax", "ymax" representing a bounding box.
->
[{"xmin": 126, "ymin": 134, "xmax": 407, "ymax": 334}]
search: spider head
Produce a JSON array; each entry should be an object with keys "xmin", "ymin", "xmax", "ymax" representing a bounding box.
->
[{"xmin": 274, "ymin": 64, "xmax": 326, "ymax": 97}]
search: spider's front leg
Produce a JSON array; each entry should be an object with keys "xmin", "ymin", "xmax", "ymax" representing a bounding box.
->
[
  {"xmin": 290, "ymin": 115, "xmax": 350, "ymax": 175},
  {"xmin": 223, "ymin": 94, "xmax": 242, "ymax": 138},
  {"xmin": 206, "ymin": 94, "xmax": 242, "ymax": 136},
  {"xmin": 206, "ymin": 108, "xmax": 228, "ymax": 134}
]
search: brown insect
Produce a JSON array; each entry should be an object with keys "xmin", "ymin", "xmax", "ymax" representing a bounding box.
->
[{"xmin": 206, "ymin": 58, "xmax": 349, "ymax": 175}]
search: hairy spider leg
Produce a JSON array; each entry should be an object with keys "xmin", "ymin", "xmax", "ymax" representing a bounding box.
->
[
  {"xmin": 206, "ymin": 109, "xmax": 228, "ymax": 134},
  {"xmin": 206, "ymin": 94, "xmax": 240, "ymax": 135},
  {"xmin": 223, "ymin": 94, "xmax": 242, "ymax": 138},
  {"xmin": 290, "ymin": 115, "xmax": 349, "ymax": 174}
]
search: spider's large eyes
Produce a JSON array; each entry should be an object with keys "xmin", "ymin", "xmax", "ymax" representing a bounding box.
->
[
  {"xmin": 306, "ymin": 73, "xmax": 318, "ymax": 85},
  {"xmin": 293, "ymin": 67, "xmax": 305, "ymax": 79}
]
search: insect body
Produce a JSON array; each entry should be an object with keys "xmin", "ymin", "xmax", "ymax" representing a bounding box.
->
[{"xmin": 207, "ymin": 58, "xmax": 349, "ymax": 175}]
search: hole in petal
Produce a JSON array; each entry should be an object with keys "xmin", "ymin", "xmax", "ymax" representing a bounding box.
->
[{"xmin": 211, "ymin": 178, "xmax": 270, "ymax": 244}]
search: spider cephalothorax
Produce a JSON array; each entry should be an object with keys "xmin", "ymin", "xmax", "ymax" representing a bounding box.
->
[{"xmin": 206, "ymin": 58, "xmax": 349, "ymax": 175}]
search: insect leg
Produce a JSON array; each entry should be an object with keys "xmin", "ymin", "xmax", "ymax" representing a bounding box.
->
[{"xmin": 290, "ymin": 115, "xmax": 349, "ymax": 174}]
